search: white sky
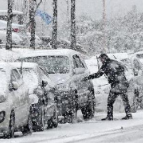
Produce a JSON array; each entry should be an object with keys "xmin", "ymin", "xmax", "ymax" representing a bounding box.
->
[{"xmin": 1, "ymin": 0, "xmax": 143, "ymax": 21}]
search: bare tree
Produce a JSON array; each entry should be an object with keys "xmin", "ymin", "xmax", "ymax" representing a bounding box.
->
[
  {"xmin": 29, "ymin": 0, "xmax": 43, "ymax": 49},
  {"xmin": 71, "ymin": 0, "xmax": 76, "ymax": 50},
  {"xmin": 6, "ymin": 0, "xmax": 13, "ymax": 50},
  {"xmin": 29, "ymin": 0, "xmax": 36, "ymax": 49},
  {"xmin": 52, "ymin": 0, "xmax": 58, "ymax": 49}
]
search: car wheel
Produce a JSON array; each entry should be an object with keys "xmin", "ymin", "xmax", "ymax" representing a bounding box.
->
[
  {"xmin": 4, "ymin": 111, "xmax": 15, "ymax": 138},
  {"xmin": 22, "ymin": 111, "xmax": 33, "ymax": 135}
]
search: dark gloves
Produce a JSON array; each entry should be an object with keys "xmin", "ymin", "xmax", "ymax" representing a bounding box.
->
[{"xmin": 82, "ymin": 76, "xmax": 89, "ymax": 81}]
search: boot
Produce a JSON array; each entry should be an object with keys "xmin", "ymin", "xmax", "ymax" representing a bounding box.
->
[
  {"xmin": 101, "ymin": 116, "xmax": 113, "ymax": 121},
  {"xmin": 122, "ymin": 114, "xmax": 132, "ymax": 120}
]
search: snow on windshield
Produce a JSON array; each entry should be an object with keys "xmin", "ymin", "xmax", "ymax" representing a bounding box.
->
[{"xmin": 20, "ymin": 56, "xmax": 70, "ymax": 74}]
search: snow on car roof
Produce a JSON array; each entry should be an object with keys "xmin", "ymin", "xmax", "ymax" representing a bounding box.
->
[
  {"xmin": 20, "ymin": 49, "xmax": 81, "ymax": 58},
  {"xmin": 0, "ymin": 49, "xmax": 20, "ymax": 62},
  {"xmin": 10, "ymin": 62, "xmax": 38, "ymax": 69},
  {"xmin": 0, "ymin": 62, "xmax": 16, "ymax": 71},
  {"xmin": 0, "ymin": 10, "xmax": 23, "ymax": 16}
]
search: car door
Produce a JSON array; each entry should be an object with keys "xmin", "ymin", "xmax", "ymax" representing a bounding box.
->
[
  {"xmin": 72, "ymin": 55, "xmax": 91, "ymax": 106},
  {"xmin": 11, "ymin": 69, "xmax": 29, "ymax": 126}
]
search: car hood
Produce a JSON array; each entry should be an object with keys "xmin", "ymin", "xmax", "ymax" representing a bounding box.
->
[{"xmin": 48, "ymin": 74, "xmax": 70, "ymax": 85}]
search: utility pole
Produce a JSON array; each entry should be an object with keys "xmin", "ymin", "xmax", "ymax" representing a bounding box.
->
[
  {"xmin": 52, "ymin": 0, "xmax": 58, "ymax": 49},
  {"xmin": 29, "ymin": 0, "xmax": 36, "ymax": 49},
  {"xmin": 71, "ymin": 0, "xmax": 76, "ymax": 50},
  {"xmin": 6, "ymin": 0, "xmax": 13, "ymax": 50}
]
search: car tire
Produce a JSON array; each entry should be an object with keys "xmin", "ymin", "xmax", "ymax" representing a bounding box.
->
[
  {"xmin": 4, "ymin": 111, "xmax": 15, "ymax": 138},
  {"xmin": 22, "ymin": 111, "xmax": 33, "ymax": 135}
]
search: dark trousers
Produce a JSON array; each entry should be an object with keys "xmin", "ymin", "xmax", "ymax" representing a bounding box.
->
[{"xmin": 107, "ymin": 90, "xmax": 131, "ymax": 118}]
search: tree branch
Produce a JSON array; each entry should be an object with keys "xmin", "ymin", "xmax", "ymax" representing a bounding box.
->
[{"xmin": 26, "ymin": 0, "xmax": 43, "ymax": 29}]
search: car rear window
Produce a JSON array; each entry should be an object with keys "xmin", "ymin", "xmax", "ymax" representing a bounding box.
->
[{"xmin": 18, "ymin": 56, "xmax": 70, "ymax": 74}]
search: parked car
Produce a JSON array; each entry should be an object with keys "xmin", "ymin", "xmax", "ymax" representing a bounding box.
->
[
  {"xmin": 0, "ymin": 30, "xmax": 23, "ymax": 46},
  {"xmin": 13, "ymin": 62, "xmax": 58, "ymax": 130},
  {"xmin": 112, "ymin": 53, "xmax": 143, "ymax": 113},
  {"xmin": 16, "ymin": 49, "xmax": 95, "ymax": 123},
  {"xmin": 0, "ymin": 63, "xmax": 33, "ymax": 138}
]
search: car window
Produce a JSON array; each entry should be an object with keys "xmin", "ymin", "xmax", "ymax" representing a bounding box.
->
[
  {"xmin": 11, "ymin": 69, "xmax": 21, "ymax": 82},
  {"xmin": 73, "ymin": 55, "xmax": 85, "ymax": 68},
  {"xmin": 18, "ymin": 56, "xmax": 70, "ymax": 74}
]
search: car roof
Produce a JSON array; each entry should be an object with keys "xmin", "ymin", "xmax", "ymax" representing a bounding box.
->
[
  {"xmin": 20, "ymin": 49, "xmax": 81, "ymax": 58},
  {"xmin": 10, "ymin": 62, "xmax": 38, "ymax": 69},
  {"xmin": 0, "ymin": 62, "xmax": 16, "ymax": 71}
]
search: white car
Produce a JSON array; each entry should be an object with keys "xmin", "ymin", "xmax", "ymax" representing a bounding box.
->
[
  {"xmin": 16, "ymin": 49, "xmax": 95, "ymax": 123},
  {"xmin": 0, "ymin": 63, "xmax": 33, "ymax": 138}
]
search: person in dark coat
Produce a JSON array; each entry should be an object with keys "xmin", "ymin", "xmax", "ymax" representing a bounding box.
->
[{"xmin": 83, "ymin": 53, "xmax": 132, "ymax": 120}]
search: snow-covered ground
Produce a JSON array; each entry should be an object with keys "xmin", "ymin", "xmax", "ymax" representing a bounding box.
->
[{"xmin": 1, "ymin": 110, "xmax": 143, "ymax": 143}]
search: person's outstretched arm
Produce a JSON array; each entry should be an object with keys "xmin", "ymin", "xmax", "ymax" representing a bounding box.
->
[{"xmin": 83, "ymin": 68, "xmax": 104, "ymax": 81}]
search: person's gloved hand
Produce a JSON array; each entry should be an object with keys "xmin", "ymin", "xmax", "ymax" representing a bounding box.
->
[{"xmin": 82, "ymin": 76, "xmax": 89, "ymax": 81}]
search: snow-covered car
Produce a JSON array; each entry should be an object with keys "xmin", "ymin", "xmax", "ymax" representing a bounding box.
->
[
  {"xmin": 13, "ymin": 62, "xmax": 58, "ymax": 130},
  {"xmin": 0, "ymin": 63, "xmax": 33, "ymax": 138},
  {"xmin": 124, "ymin": 55, "xmax": 143, "ymax": 112},
  {"xmin": 0, "ymin": 30, "xmax": 23, "ymax": 45},
  {"xmin": 16, "ymin": 49, "xmax": 95, "ymax": 123},
  {"xmin": 0, "ymin": 20, "xmax": 24, "ymax": 31}
]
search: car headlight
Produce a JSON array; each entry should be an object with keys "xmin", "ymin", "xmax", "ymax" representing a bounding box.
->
[
  {"xmin": 0, "ymin": 111, "xmax": 5, "ymax": 123},
  {"xmin": 0, "ymin": 95, "xmax": 6, "ymax": 103}
]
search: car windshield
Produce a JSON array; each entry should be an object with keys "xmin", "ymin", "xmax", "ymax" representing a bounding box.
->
[
  {"xmin": 0, "ymin": 69, "xmax": 7, "ymax": 91},
  {"xmin": 18, "ymin": 56, "xmax": 70, "ymax": 74}
]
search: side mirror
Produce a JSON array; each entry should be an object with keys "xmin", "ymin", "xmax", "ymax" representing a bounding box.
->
[
  {"xmin": 73, "ymin": 68, "xmax": 85, "ymax": 75},
  {"xmin": 42, "ymin": 80, "xmax": 48, "ymax": 87},
  {"xmin": 29, "ymin": 94, "xmax": 39, "ymax": 104},
  {"xmin": 9, "ymin": 81, "xmax": 19, "ymax": 91}
]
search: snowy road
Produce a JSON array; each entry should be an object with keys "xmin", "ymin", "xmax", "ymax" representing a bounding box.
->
[{"xmin": 1, "ymin": 110, "xmax": 143, "ymax": 143}]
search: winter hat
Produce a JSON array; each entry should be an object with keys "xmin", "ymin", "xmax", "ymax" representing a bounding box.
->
[{"xmin": 98, "ymin": 53, "xmax": 109, "ymax": 61}]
